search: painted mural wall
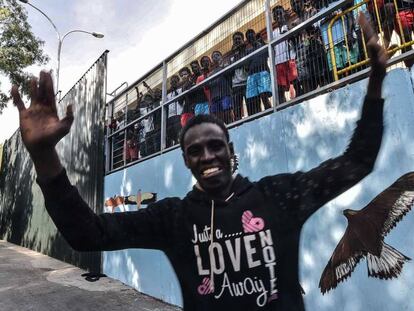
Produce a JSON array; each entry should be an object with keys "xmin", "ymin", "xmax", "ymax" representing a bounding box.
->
[
  {"xmin": 103, "ymin": 67, "xmax": 414, "ymax": 309},
  {"xmin": 0, "ymin": 52, "xmax": 107, "ymax": 271}
]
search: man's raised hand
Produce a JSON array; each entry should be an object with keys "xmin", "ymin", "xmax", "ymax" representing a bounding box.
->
[
  {"xmin": 358, "ymin": 12, "xmax": 388, "ymax": 80},
  {"xmin": 11, "ymin": 70, "xmax": 73, "ymax": 179},
  {"xmin": 11, "ymin": 71, "xmax": 74, "ymax": 157},
  {"xmin": 358, "ymin": 12, "xmax": 388, "ymax": 99}
]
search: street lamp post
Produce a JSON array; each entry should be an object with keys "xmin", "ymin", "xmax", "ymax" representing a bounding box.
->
[
  {"xmin": 19, "ymin": 0, "xmax": 104, "ymax": 100},
  {"xmin": 56, "ymin": 30, "xmax": 104, "ymax": 100}
]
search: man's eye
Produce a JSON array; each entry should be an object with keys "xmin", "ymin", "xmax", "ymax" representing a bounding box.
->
[
  {"xmin": 187, "ymin": 148, "xmax": 200, "ymax": 156},
  {"xmin": 210, "ymin": 142, "xmax": 224, "ymax": 151}
]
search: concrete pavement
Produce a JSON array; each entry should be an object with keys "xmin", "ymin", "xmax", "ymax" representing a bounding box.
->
[{"xmin": 0, "ymin": 240, "xmax": 181, "ymax": 311}]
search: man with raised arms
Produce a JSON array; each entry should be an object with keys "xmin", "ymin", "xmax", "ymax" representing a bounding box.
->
[{"xmin": 12, "ymin": 15, "xmax": 388, "ymax": 310}]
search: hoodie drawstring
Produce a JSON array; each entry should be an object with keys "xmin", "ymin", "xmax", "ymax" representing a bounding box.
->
[
  {"xmin": 208, "ymin": 192, "xmax": 235, "ymax": 293},
  {"xmin": 209, "ymin": 200, "xmax": 215, "ymax": 292}
]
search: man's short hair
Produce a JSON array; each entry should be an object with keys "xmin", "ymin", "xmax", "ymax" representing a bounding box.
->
[
  {"xmin": 200, "ymin": 55, "xmax": 211, "ymax": 64},
  {"xmin": 272, "ymin": 5, "xmax": 286, "ymax": 19},
  {"xmin": 246, "ymin": 28, "xmax": 255, "ymax": 35},
  {"xmin": 179, "ymin": 114, "xmax": 230, "ymax": 151},
  {"xmin": 190, "ymin": 60, "xmax": 200, "ymax": 67},
  {"xmin": 170, "ymin": 74, "xmax": 180, "ymax": 83},
  {"xmin": 179, "ymin": 67, "xmax": 191, "ymax": 76},
  {"xmin": 232, "ymin": 31, "xmax": 244, "ymax": 40},
  {"xmin": 212, "ymin": 50, "xmax": 222, "ymax": 58}
]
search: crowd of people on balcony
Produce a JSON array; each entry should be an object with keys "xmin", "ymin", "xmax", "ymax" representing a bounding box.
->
[
  {"xmin": 107, "ymin": 0, "xmax": 413, "ymax": 168},
  {"xmin": 167, "ymin": 27, "xmax": 274, "ymax": 131}
]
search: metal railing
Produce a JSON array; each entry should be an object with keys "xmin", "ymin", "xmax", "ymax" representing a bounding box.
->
[
  {"xmin": 105, "ymin": 0, "xmax": 414, "ymax": 174},
  {"xmin": 328, "ymin": 0, "xmax": 414, "ymax": 80}
]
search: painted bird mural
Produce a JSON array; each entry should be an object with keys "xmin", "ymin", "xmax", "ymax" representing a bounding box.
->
[
  {"xmin": 319, "ymin": 172, "xmax": 414, "ymax": 294},
  {"xmin": 104, "ymin": 189, "xmax": 157, "ymax": 213}
]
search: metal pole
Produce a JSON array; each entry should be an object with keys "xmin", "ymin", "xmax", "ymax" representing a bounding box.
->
[
  {"xmin": 160, "ymin": 61, "xmax": 168, "ymax": 151},
  {"xmin": 265, "ymin": 0, "xmax": 279, "ymax": 111},
  {"xmin": 57, "ymin": 40, "xmax": 62, "ymax": 100},
  {"xmin": 22, "ymin": 1, "xmax": 61, "ymax": 93},
  {"xmin": 105, "ymin": 103, "xmax": 111, "ymax": 173},
  {"xmin": 104, "ymin": 53, "xmax": 110, "ymax": 174},
  {"xmin": 19, "ymin": 1, "xmax": 104, "ymax": 99},
  {"xmin": 110, "ymin": 109, "xmax": 115, "ymax": 171},
  {"xmin": 57, "ymin": 30, "xmax": 104, "ymax": 101},
  {"xmin": 24, "ymin": 2, "xmax": 60, "ymax": 38},
  {"xmin": 124, "ymin": 90, "xmax": 128, "ymax": 126},
  {"xmin": 123, "ymin": 92, "xmax": 128, "ymax": 167}
]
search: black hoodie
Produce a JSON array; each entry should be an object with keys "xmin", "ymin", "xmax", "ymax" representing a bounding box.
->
[{"xmin": 37, "ymin": 96, "xmax": 384, "ymax": 310}]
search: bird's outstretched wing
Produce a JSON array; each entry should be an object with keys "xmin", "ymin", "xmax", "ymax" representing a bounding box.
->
[
  {"xmin": 359, "ymin": 172, "xmax": 414, "ymax": 237},
  {"xmin": 366, "ymin": 242, "xmax": 410, "ymax": 279},
  {"xmin": 124, "ymin": 192, "xmax": 157, "ymax": 206},
  {"xmin": 319, "ymin": 227, "xmax": 365, "ymax": 294},
  {"xmin": 124, "ymin": 195, "xmax": 137, "ymax": 205},
  {"xmin": 104, "ymin": 197, "xmax": 116, "ymax": 207},
  {"xmin": 141, "ymin": 192, "xmax": 157, "ymax": 204}
]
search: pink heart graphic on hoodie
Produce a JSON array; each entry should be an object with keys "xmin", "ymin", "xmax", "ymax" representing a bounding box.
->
[
  {"xmin": 197, "ymin": 277, "xmax": 213, "ymax": 295},
  {"xmin": 242, "ymin": 210, "xmax": 265, "ymax": 233}
]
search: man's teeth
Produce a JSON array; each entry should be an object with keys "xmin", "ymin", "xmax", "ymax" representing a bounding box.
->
[{"xmin": 203, "ymin": 167, "xmax": 219, "ymax": 175}]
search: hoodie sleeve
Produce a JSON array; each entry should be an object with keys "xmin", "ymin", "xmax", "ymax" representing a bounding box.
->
[
  {"xmin": 260, "ymin": 96, "xmax": 384, "ymax": 226},
  {"xmin": 37, "ymin": 170, "xmax": 177, "ymax": 252}
]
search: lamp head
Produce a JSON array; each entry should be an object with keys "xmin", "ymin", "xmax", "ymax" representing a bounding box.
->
[
  {"xmin": 19, "ymin": 0, "xmax": 29, "ymax": 3},
  {"xmin": 92, "ymin": 32, "xmax": 104, "ymax": 38}
]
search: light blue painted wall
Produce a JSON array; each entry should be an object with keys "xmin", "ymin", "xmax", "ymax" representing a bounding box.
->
[{"xmin": 103, "ymin": 68, "xmax": 414, "ymax": 309}]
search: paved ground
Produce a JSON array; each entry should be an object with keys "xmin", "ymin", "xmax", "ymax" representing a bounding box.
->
[{"xmin": 0, "ymin": 240, "xmax": 181, "ymax": 311}]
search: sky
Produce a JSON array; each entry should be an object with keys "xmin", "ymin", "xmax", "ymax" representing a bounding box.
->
[{"xmin": 0, "ymin": 0, "xmax": 244, "ymax": 143}]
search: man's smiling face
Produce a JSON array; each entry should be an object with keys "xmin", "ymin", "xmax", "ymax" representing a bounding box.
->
[{"xmin": 182, "ymin": 123, "xmax": 234, "ymax": 196}]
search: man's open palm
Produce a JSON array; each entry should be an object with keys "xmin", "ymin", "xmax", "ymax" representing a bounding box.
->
[
  {"xmin": 11, "ymin": 71, "xmax": 74, "ymax": 156},
  {"xmin": 358, "ymin": 12, "xmax": 388, "ymax": 79}
]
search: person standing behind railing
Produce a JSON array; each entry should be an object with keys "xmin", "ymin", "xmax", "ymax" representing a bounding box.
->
[
  {"xmin": 198, "ymin": 56, "xmax": 213, "ymax": 107},
  {"xmin": 166, "ymin": 75, "xmax": 184, "ymax": 147},
  {"xmin": 107, "ymin": 117, "xmax": 117, "ymax": 134},
  {"xmin": 396, "ymin": 0, "xmax": 414, "ymax": 67},
  {"xmin": 112, "ymin": 111, "xmax": 126, "ymax": 168},
  {"xmin": 343, "ymin": 0, "xmax": 368, "ymax": 64},
  {"xmin": 189, "ymin": 60, "xmax": 210, "ymax": 116},
  {"xmin": 139, "ymin": 82, "xmax": 162, "ymax": 157},
  {"xmin": 142, "ymin": 81, "xmax": 162, "ymax": 134},
  {"xmin": 272, "ymin": 5, "xmax": 298, "ymax": 103},
  {"xmin": 367, "ymin": 0, "xmax": 397, "ymax": 49},
  {"xmin": 290, "ymin": 0, "xmax": 331, "ymax": 95},
  {"xmin": 229, "ymin": 31, "xmax": 248, "ymax": 121},
  {"xmin": 179, "ymin": 66, "xmax": 195, "ymax": 127},
  {"xmin": 124, "ymin": 128, "xmax": 138, "ymax": 163},
  {"xmin": 133, "ymin": 87, "xmax": 147, "ymax": 159},
  {"xmin": 320, "ymin": 9, "xmax": 361, "ymax": 78},
  {"xmin": 139, "ymin": 93, "xmax": 154, "ymax": 157},
  {"xmin": 208, "ymin": 50, "xmax": 235, "ymax": 124},
  {"xmin": 368, "ymin": 0, "xmax": 414, "ymax": 68},
  {"xmin": 245, "ymin": 29, "xmax": 272, "ymax": 115}
]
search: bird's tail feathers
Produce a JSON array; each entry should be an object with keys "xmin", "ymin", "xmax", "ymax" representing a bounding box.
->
[{"xmin": 367, "ymin": 242, "xmax": 410, "ymax": 279}]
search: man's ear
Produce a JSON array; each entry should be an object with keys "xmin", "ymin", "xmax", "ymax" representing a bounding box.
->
[
  {"xmin": 229, "ymin": 142, "xmax": 235, "ymax": 157},
  {"xmin": 182, "ymin": 152, "xmax": 190, "ymax": 168}
]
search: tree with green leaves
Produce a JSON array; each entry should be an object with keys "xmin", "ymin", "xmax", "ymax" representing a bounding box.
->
[{"xmin": 0, "ymin": 0, "xmax": 48, "ymax": 113}]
